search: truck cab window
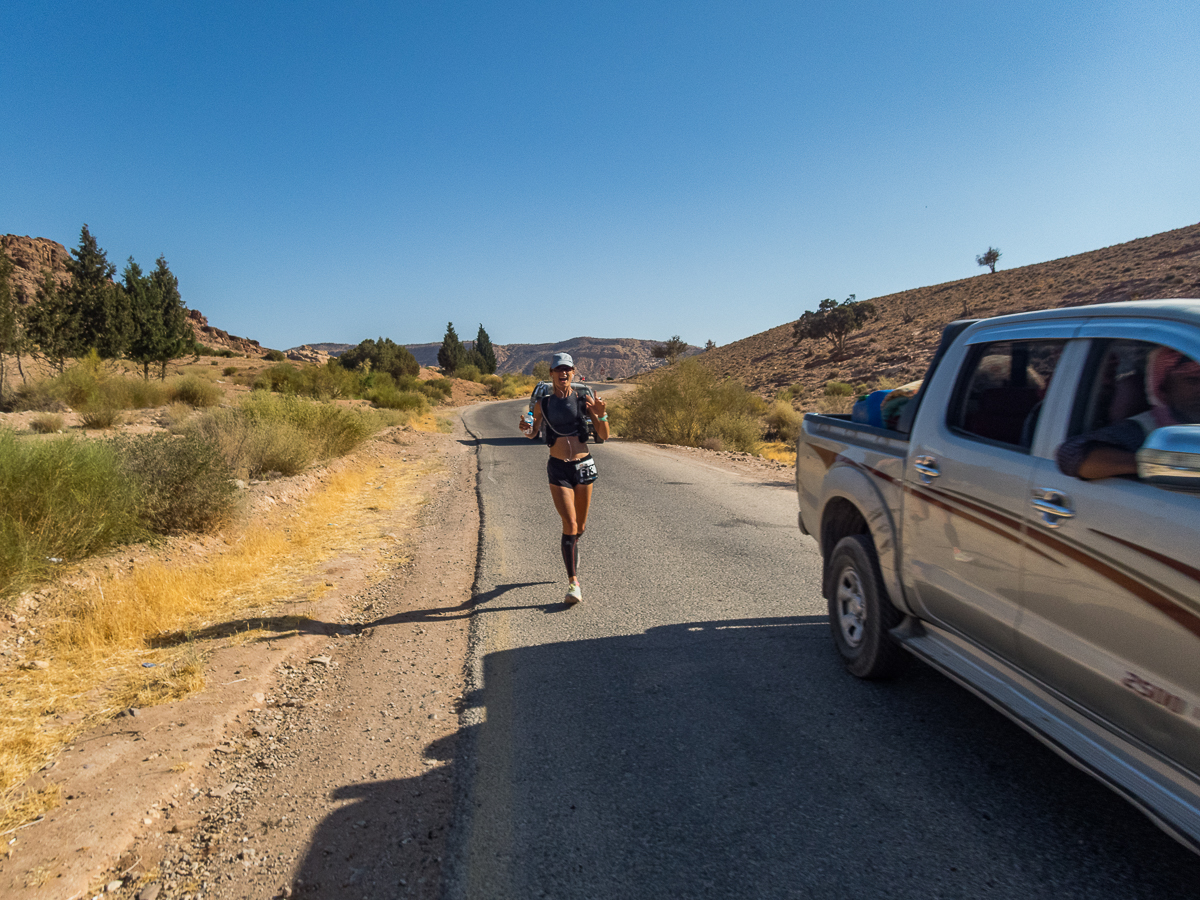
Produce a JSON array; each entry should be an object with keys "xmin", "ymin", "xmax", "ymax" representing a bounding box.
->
[
  {"xmin": 948, "ymin": 340, "xmax": 1065, "ymax": 449},
  {"xmin": 1056, "ymin": 340, "xmax": 1200, "ymax": 479}
]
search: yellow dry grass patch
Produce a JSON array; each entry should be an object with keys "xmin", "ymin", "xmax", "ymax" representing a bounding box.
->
[
  {"xmin": 756, "ymin": 441, "xmax": 797, "ymax": 467},
  {"xmin": 0, "ymin": 449, "xmax": 437, "ymax": 831}
]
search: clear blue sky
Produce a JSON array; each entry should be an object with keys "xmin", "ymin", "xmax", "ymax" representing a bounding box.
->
[{"xmin": 3, "ymin": 1, "xmax": 1198, "ymax": 350}]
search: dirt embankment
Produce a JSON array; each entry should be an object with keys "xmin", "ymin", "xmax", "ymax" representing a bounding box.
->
[{"xmin": 0, "ymin": 412, "xmax": 480, "ymax": 900}]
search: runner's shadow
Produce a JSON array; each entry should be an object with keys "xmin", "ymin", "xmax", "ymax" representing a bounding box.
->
[
  {"xmin": 367, "ymin": 581, "xmax": 559, "ymax": 626},
  {"xmin": 149, "ymin": 583, "xmax": 561, "ymax": 646}
]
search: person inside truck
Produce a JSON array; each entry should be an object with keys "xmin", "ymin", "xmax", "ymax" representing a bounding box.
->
[{"xmin": 1057, "ymin": 346, "xmax": 1200, "ymax": 479}]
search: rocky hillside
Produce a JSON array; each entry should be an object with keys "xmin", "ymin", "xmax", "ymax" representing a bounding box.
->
[
  {"xmin": 689, "ymin": 221, "xmax": 1200, "ymax": 401},
  {"xmin": 2, "ymin": 234, "xmax": 268, "ymax": 357},
  {"xmin": 1, "ymin": 235, "xmax": 72, "ymax": 304}
]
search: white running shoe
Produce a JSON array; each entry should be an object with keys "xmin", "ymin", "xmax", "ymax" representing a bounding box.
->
[{"xmin": 564, "ymin": 583, "xmax": 582, "ymax": 605}]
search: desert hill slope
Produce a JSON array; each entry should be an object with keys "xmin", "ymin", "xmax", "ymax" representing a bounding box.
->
[{"xmin": 692, "ymin": 221, "xmax": 1200, "ymax": 400}]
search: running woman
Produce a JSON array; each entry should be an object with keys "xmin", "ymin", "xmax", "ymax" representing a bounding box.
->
[{"xmin": 520, "ymin": 352, "xmax": 609, "ymax": 604}]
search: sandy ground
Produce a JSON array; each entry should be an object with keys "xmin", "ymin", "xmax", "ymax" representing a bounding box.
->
[{"xmin": 0, "ymin": 391, "xmax": 790, "ymax": 899}]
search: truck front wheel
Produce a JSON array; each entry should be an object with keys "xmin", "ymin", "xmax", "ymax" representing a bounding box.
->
[{"xmin": 827, "ymin": 535, "xmax": 905, "ymax": 679}]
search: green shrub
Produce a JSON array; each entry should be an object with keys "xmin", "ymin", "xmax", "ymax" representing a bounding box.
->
[
  {"xmin": 253, "ymin": 363, "xmax": 303, "ymax": 394},
  {"xmin": 78, "ymin": 403, "xmax": 122, "ymax": 430},
  {"xmin": 493, "ymin": 373, "xmax": 537, "ymax": 399},
  {"xmin": 763, "ymin": 399, "xmax": 804, "ymax": 444},
  {"xmin": 186, "ymin": 407, "xmax": 312, "ymax": 479},
  {"xmin": 296, "ymin": 361, "xmax": 358, "ymax": 400},
  {"xmin": 0, "ymin": 430, "xmax": 144, "ymax": 594},
  {"xmin": 263, "ymin": 349, "xmax": 287, "ymax": 362},
  {"xmin": 162, "ymin": 402, "xmax": 194, "ymax": 432},
  {"xmin": 824, "ymin": 381, "xmax": 858, "ymax": 397},
  {"xmin": 29, "ymin": 413, "xmax": 64, "ymax": 434},
  {"xmin": 775, "ymin": 383, "xmax": 804, "ymax": 404},
  {"xmin": 168, "ymin": 374, "xmax": 224, "ymax": 408},
  {"xmin": 237, "ymin": 392, "xmax": 377, "ymax": 463},
  {"xmin": 114, "ymin": 433, "xmax": 238, "ymax": 534},
  {"xmin": 363, "ymin": 386, "xmax": 430, "ymax": 414},
  {"xmin": 197, "ymin": 344, "xmax": 236, "ymax": 358},
  {"xmin": 15, "ymin": 364, "xmax": 169, "ymax": 412},
  {"xmin": 616, "ymin": 358, "xmax": 766, "ymax": 452},
  {"xmin": 222, "ymin": 366, "xmax": 238, "ymax": 377},
  {"xmin": 454, "ymin": 364, "xmax": 483, "ymax": 383},
  {"xmin": 422, "ymin": 378, "xmax": 452, "ymax": 402},
  {"xmin": 118, "ymin": 378, "xmax": 169, "ymax": 408}
]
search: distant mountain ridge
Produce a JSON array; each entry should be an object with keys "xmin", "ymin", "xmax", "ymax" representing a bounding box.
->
[{"xmin": 403, "ymin": 337, "xmax": 699, "ymax": 380}]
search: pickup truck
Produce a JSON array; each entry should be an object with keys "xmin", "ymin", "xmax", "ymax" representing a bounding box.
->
[{"xmin": 796, "ymin": 299, "xmax": 1200, "ymax": 853}]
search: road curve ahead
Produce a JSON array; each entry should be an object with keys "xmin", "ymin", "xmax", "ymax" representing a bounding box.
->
[{"xmin": 447, "ymin": 397, "xmax": 1200, "ymax": 900}]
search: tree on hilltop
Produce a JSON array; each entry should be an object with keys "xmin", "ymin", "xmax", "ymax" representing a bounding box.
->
[
  {"xmin": 652, "ymin": 335, "xmax": 689, "ymax": 364},
  {"xmin": 976, "ymin": 247, "xmax": 1002, "ymax": 274},
  {"xmin": 792, "ymin": 295, "xmax": 877, "ymax": 356}
]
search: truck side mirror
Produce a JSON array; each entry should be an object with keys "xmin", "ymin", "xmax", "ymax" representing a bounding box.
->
[{"xmin": 1136, "ymin": 425, "xmax": 1200, "ymax": 490}]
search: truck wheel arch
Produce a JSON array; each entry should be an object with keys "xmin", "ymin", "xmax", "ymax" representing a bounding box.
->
[{"xmin": 819, "ymin": 485, "xmax": 909, "ymax": 616}]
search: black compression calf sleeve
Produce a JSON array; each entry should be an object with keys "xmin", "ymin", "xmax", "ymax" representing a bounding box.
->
[{"xmin": 561, "ymin": 533, "xmax": 578, "ymax": 578}]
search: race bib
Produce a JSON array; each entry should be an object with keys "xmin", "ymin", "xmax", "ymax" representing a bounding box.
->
[{"xmin": 574, "ymin": 456, "xmax": 598, "ymax": 484}]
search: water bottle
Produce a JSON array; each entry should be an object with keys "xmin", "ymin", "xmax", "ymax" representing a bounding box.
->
[{"xmin": 522, "ymin": 411, "xmax": 534, "ymax": 433}]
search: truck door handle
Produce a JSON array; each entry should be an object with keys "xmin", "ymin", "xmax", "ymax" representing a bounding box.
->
[
  {"xmin": 914, "ymin": 456, "xmax": 939, "ymax": 483},
  {"xmin": 1031, "ymin": 488, "xmax": 1074, "ymax": 527}
]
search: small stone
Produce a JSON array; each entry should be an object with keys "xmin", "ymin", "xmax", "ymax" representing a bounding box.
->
[
  {"xmin": 138, "ymin": 884, "xmax": 162, "ymax": 900},
  {"xmin": 252, "ymin": 692, "xmax": 266, "ymax": 704},
  {"xmin": 106, "ymin": 880, "xmax": 123, "ymax": 892},
  {"xmin": 308, "ymin": 655, "xmax": 333, "ymax": 668}
]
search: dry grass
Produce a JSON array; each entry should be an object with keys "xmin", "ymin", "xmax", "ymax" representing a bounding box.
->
[
  {"xmin": 29, "ymin": 413, "xmax": 64, "ymax": 434},
  {"xmin": 756, "ymin": 441, "xmax": 797, "ymax": 466},
  {"xmin": 0, "ymin": 444, "xmax": 436, "ymax": 829},
  {"xmin": 0, "ymin": 784, "xmax": 60, "ymax": 836}
]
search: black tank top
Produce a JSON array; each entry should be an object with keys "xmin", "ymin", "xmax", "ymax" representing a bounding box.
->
[{"xmin": 541, "ymin": 392, "xmax": 589, "ymax": 446}]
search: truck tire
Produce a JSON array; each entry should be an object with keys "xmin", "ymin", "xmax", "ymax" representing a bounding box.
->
[{"xmin": 826, "ymin": 534, "xmax": 905, "ymax": 679}]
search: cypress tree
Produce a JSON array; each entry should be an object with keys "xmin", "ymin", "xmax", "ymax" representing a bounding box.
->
[
  {"xmin": 475, "ymin": 323, "xmax": 497, "ymax": 374},
  {"xmin": 149, "ymin": 256, "xmax": 194, "ymax": 378},
  {"xmin": 66, "ymin": 225, "xmax": 131, "ymax": 359},
  {"xmin": 124, "ymin": 256, "xmax": 193, "ymax": 379},
  {"xmin": 437, "ymin": 322, "xmax": 464, "ymax": 373},
  {"xmin": 24, "ymin": 271, "xmax": 80, "ymax": 373}
]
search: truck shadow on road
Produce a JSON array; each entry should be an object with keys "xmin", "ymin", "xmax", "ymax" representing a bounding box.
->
[{"xmin": 290, "ymin": 615, "xmax": 1200, "ymax": 899}]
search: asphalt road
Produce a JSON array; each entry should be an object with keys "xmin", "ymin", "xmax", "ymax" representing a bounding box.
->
[{"xmin": 447, "ymin": 395, "xmax": 1200, "ymax": 900}]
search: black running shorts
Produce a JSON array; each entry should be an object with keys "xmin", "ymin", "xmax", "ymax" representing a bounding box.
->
[{"xmin": 547, "ymin": 454, "xmax": 598, "ymax": 488}]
